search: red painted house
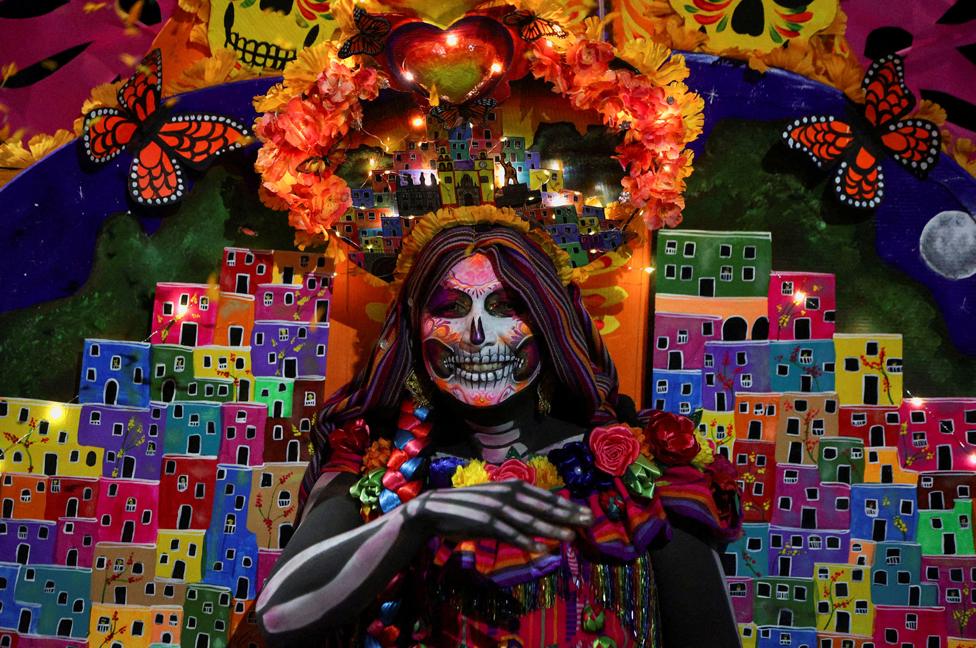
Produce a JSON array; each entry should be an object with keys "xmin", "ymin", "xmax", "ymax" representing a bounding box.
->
[
  {"xmin": 94, "ymin": 478, "xmax": 159, "ymax": 544},
  {"xmin": 44, "ymin": 476, "xmax": 100, "ymax": 520},
  {"xmin": 150, "ymin": 283, "xmax": 218, "ymax": 347},
  {"xmin": 220, "ymin": 247, "xmax": 274, "ymax": 295},
  {"xmin": 767, "ymin": 271, "xmax": 836, "ymax": 340},
  {"xmin": 873, "ymin": 604, "xmax": 947, "ymax": 647},
  {"xmin": 839, "ymin": 405, "xmax": 902, "ymax": 448},
  {"xmin": 158, "ymin": 455, "xmax": 218, "ymax": 530},
  {"xmin": 733, "ymin": 439, "xmax": 777, "ymax": 523}
]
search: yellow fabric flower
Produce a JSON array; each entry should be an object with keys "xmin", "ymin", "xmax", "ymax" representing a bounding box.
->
[
  {"xmin": 452, "ymin": 460, "xmax": 491, "ymax": 487},
  {"xmin": 528, "ymin": 456, "xmax": 564, "ymax": 490},
  {"xmin": 691, "ymin": 440, "xmax": 715, "ymax": 470}
]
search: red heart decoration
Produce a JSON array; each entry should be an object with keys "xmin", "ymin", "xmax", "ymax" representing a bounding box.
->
[{"xmin": 385, "ymin": 17, "xmax": 514, "ymax": 105}]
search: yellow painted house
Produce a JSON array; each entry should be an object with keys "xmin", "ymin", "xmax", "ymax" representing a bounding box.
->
[
  {"xmin": 271, "ymin": 250, "xmax": 333, "ymax": 285},
  {"xmin": 697, "ymin": 409, "xmax": 736, "ymax": 460},
  {"xmin": 155, "ymin": 529, "xmax": 206, "ymax": 583},
  {"xmin": 529, "ymin": 168, "xmax": 564, "ymax": 192},
  {"xmin": 90, "ymin": 603, "xmax": 154, "ymax": 648},
  {"xmin": 0, "ymin": 399, "xmax": 102, "ymax": 478},
  {"xmin": 833, "ymin": 334, "xmax": 903, "ymax": 407},
  {"xmin": 814, "ymin": 562, "xmax": 874, "ymax": 635},
  {"xmin": 192, "ymin": 346, "xmax": 252, "ymax": 383},
  {"xmin": 863, "ymin": 447, "xmax": 918, "ymax": 485},
  {"xmin": 738, "ymin": 622, "xmax": 757, "ymax": 648}
]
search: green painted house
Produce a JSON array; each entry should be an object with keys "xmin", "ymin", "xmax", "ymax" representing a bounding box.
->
[
  {"xmin": 752, "ymin": 576, "xmax": 816, "ymax": 628},
  {"xmin": 150, "ymin": 344, "xmax": 195, "ymax": 402},
  {"xmin": 255, "ymin": 377, "xmax": 295, "ymax": 419},
  {"xmin": 818, "ymin": 437, "xmax": 865, "ymax": 485},
  {"xmin": 181, "ymin": 583, "xmax": 232, "ymax": 648},
  {"xmin": 656, "ymin": 230, "xmax": 772, "ymax": 298},
  {"xmin": 918, "ymin": 498, "xmax": 975, "ymax": 556}
]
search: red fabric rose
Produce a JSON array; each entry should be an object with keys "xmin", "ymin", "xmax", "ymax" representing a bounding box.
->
[
  {"xmin": 588, "ymin": 425, "xmax": 642, "ymax": 476},
  {"xmin": 644, "ymin": 411, "xmax": 700, "ymax": 465},
  {"xmin": 486, "ymin": 459, "xmax": 537, "ymax": 484}
]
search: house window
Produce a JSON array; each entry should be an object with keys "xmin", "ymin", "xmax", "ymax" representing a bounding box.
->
[
  {"xmin": 682, "ymin": 242, "xmax": 696, "ymax": 257},
  {"xmin": 664, "ymin": 264, "xmax": 676, "ymax": 279},
  {"xmin": 740, "ymin": 374, "xmax": 753, "ymax": 388},
  {"xmin": 854, "ymin": 600, "xmax": 868, "ymax": 614},
  {"xmin": 677, "ymin": 330, "xmax": 689, "ymax": 344},
  {"xmin": 97, "ymin": 617, "xmax": 111, "ymax": 633},
  {"xmin": 808, "ymin": 535, "xmax": 822, "ymax": 550},
  {"xmin": 736, "ymin": 351, "xmax": 747, "ymax": 366},
  {"xmin": 775, "ymin": 584, "xmax": 789, "ymax": 600},
  {"xmin": 865, "ymin": 499, "xmax": 878, "ymax": 516},
  {"xmin": 195, "ymin": 483, "xmax": 205, "ymax": 498},
  {"xmin": 680, "ymin": 266, "xmax": 693, "ymax": 281},
  {"xmin": 784, "ymin": 470, "xmax": 799, "ymax": 484},
  {"xmin": 781, "ymin": 281, "xmax": 794, "ymax": 295},
  {"xmin": 278, "ymin": 327, "xmax": 290, "ymax": 341},
  {"xmin": 90, "ymin": 411, "xmax": 101, "ymax": 425},
  {"xmin": 702, "ymin": 321, "xmax": 714, "ymax": 336},
  {"xmin": 704, "ymin": 354, "xmax": 714, "ymax": 368},
  {"xmin": 110, "ymin": 355, "xmax": 122, "ymax": 370},
  {"xmin": 720, "ymin": 266, "xmax": 733, "ymax": 281},
  {"xmin": 799, "ymin": 348, "xmax": 813, "ymax": 365},
  {"xmin": 900, "ymin": 500, "xmax": 914, "ymax": 515},
  {"xmin": 278, "ymin": 491, "xmax": 291, "ymax": 507},
  {"xmin": 177, "ymin": 475, "xmax": 188, "ymax": 492},
  {"xmin": 664, "ymin": 240, "xmax": 677, "ymax": 255},
  {"xmin": 719, "ymin": 244, "xmax": 732, "ymax": 258},
  {"xmin": 304, "ymin": 392, "xmax": 316, "ymax": 407},
  {"xmin": 125, "ymin": 497, "xmax": 136, "ymax": 512},
  {"xmin": 656, "ymin": 380, "xmax": 668, "ymax": 394},
  {"xmin": 743, "ymin": 245, "xmax": 757, "ymax": 259},
  {"xmin": 174, "ymin": 356, "xmax": 185, "ymax": 372}
]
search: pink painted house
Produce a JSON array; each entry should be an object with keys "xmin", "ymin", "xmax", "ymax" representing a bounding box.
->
[
  {"xmin": 258, "ymin": 548, "xmax": 283, "ymax": 591},
  {"xmin": 54, "ymin": 517, "xmax": 98, "ymax": 568},
  {"xmin": 873, "ymin": 604, "xmax": 947, "ymax": 647},
  {"xmin": 769, "ymin": 464, "xmax": 851, "ymax": 530},
  {"xmin": 839, "ymin": 405, "xmax": 902, "ymax": 448},
  {"xmin": 652, "ymin": 312, "xmax": 722, "ymax": 371},
  {"xmin": 767, "ymin": 271, "xmax": 836, "ymax": 340},
  {"xmin": 921, "ymin": 555, "xmax": 976, "ymax": 638},
  {"xmin": 899, "ymin": 397, "xmax": 976, "ymax": 472},
  {"xmin": 94, "ymin": 478, "xmax": 159, "ymax": 544},
  {"xmin": 219, "ymin": 402, "xmax": 267, "ymax": 466},
  {"xmin": 158, "ymin": 455, "xmax": 218, "ymax": 530},
  {"xmin": 725, "ymin": 576, "xmax": 754, "ymax": 622},
  {"xmin": 150, "ymin": 283, "xmax": 218, "ymax": 346},
  {"xmin": 219, "ymin": 247, "xmax": 274, "ymax": 295}
]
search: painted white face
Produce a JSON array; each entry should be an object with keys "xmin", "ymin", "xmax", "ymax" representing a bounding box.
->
[{"xmin": 420, "ymin": 253, "xmax": 541, "ymax": 407}]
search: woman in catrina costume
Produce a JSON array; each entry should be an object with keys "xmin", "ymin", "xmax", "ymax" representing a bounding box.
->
[{"xmin": 255, "ymin": 205, "xmax": 743, "ymax": 647}]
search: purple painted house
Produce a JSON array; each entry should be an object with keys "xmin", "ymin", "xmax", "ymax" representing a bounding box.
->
[
  {"xmin": 767, "ymin": 525, "xmax": 850, "ymax": 577},
  {"xmin": 921, "ymin": 555, "xmax": 976, "ymax": 638},
  {"xmin": 251, "ymin": 321, "xmax": 329, "ymax": 378},
  {"xmin": 77, "ymin": 403, "xmax": 166, "ymax": 480},
  {"xmin": 653, "ymin": 312, "xmax": 722, "ymax": 371},
  {"xmin": 702, "ymin": 341, "xmax": 770, "ymax": 411},
  {"xmin": 770, "ymin": 464, "xmax": 851, "ymax": 530},
  {"xmin": 0, "ymin": 519, "xmax": 57, "ymax": 565},
  {"xmin": 54, "ymin": 517, "xmax": 98, "ymax": 568},
  {"xmin": 254, "ymin": 275, "xmax": 332, "ymax": 324},
  {"xmin": 219, "ymin": 402, "xmax": 267, "ymax": 466}
]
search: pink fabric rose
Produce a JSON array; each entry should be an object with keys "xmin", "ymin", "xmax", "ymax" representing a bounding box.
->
[
  {"xmin": 588, "ymin": 425, "xmax": 641, "ymax": 476},
  {"xmin": 487, "ymin": 459, "xmax": 537, "ymax": 484}
]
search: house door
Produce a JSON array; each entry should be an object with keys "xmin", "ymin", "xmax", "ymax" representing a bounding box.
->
[
  {"xmin": 278, "ymin": 522, "xmax": 295, "ymax": 548},
  {"xmin": 236, "ymin": 274, "xmax": 250, "ymax": 293},
  {"xmin": 881, "ymin": 465, "xmax": 894, "ymax": 483},
  {"xmin": 863, "ymin": 375, "xmax": 879, "ymax": 405},
  {"xmin": 699, "ymin": 278, "xmax": 715, "ymax": 297},
  {"xmin": 837, "ymin": 465, "xmax": 851, "ymax": 484},
  {"xmin": 722, "ymin": 317, "xmax": 747, "ymax": 341},
  {"xmin": 16, "ymin": 543, "xmax": 29, "ymax": 564},
  {"xmin": 177, "ymin": 505, "xmax": 192, "ymax": 530},
  {"xmin": 66, "ymin": 497, "xmax": 78, "ymax": 517},
  {"xmin": 284, "ymin": 358, "xmax": 298, "ymax": 378},
  {"xmin": 909, "ymin": 585, "xmax": 921, "ymax": 606},
  {"xmin": 66, "ymin": 549, "xmax": 78, "ymax": 566},
  {"xmin": 800, "ymin": 374, "xmax": 813, "ymax": 392},
  {"xmin": 161, "ymin": 378, "xmax": 176, "ymax": 402},
  {"xmin": 778, "ymin": 555, "xmax": 792, "ymax": 576},
  {"xmin": 929, "ymin": 491, "xmax": 945, "ymax": 508},
  {"xmin": 180, "ymin": 322, "xmax": 198, "ymax": 346},
  {"xmin": 103, "ymin": 379, "xmax": 119, "ymax": 405},
  {"xmin": 43, "ymin": 453, "xmax": 58, "ymax": 476},
  {"xmin": 836, "ymin": 611, "xmax": 850, "ymax": 633},
  {"xmin": 229, "ymin": 326, "xmax": 244, "ymax": 347},
  {"xmin": 187, "ymin": 435, "xmax": 201, "ymax": 454},
  {"xmin": 872, "ymin": 519, "xmax": 887, "ymax": 541},
  {"xmin": 938, "ymin": 445, "xmax": 953, "ymax": 470},
  {"xmin": 777, "ymin": 609, "xmax": 793, "ymax": 626},
  {"xmin": 668, "ymin": 351, "xmax": 683, "ymax": 370},
  {"xmin": 121, "ymin": 521, "xmax": 135, "ymax": 542},
  {"xmin": 195, "ymin": 633, "xmax": 210, "ymax": 648},
  {"xmin": 282, "ymin": 267, "xmax": 294, "ymax": 283},
  {"xmin": 752, "ymin": 317, "xmax": 769, "ymax": 340},
  {"xmin": 17, "ymin": 609, "xmax": 31, "ymax": 633},
  {"xmin": 316, "ymin": 299, "xmax": 330, "ymax": 323},
  {"xmin": 236, "ymin": 576, "xmax": 249, "ymax": 599},
  {"xmin": 2, "ymin": 499, "xmax": 12, "ymax": 517},
  {"xmin": 286, "ymin": 440, "xmax": 300, "ymax": 463},
  {"xmin": 56, "ymin": 619, "xmax": 72, "ymax": 637},
  {"xmin": 273, "ymin": 401, "xmax": 284, "ymax": 418},
  {"xmin": 237, "ymin": 446, "xmax": 250, "ymax": 465},
  {"xmin": 801, "ymin": 508, "xmax": 817, "ymax": 529},
  {"xmin": 122, "ymin": 455, "xmax": 136, "ymax": 479},
  {"xmin": 870, "ymin": 425, "xmax": 886, "ymax": 446},
  {"xmin": 944, "ymin": 533, "xmax": 957, "ymax": 554},
  {"xmin": 788, "ymin": 442, "xmax": 803, "ymax": 464},
  {"xmin": 238, "ymin": 380, "xmax": 250, "ymax": 401},
  {"xmin": 794, "ymin": 318, "xmax": 811, "ymax": 340},
  {"xmin": 715, "ymin": 392, "xmax": 727, "ymax": 411},
  {"xmin": 172, "ymin": 560, "xmax": 186, "ymax": 580},
  {"xmin": 748, "ymin": 421, "xmax": 762, "ymax": 440}
]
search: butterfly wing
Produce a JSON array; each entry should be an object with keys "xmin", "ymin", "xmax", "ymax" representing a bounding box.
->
[
  {"xmin": 503, "ymin": 10, "xmax": 567, "ymax": 42},
  {"xmin": 783, "ymin": 116, "xmax": 855, "ymax": 168},
  {"xmin": 117, "ymin": 48, "xmax": 163, "ymax": 124},
  {"xmin": 129, "ymin": 139, "xmax": 185, "ymax": 206},
  {"xmin": 879, "ymin": 118, "xmax": 941, "ymax": 178},
  {"xmin": 862, "ymin": 54, "xmax": 914, "ymax": 129},
  {"xmin": 429, "ymin": 104, "xmax": 462, "ymax": 128},
  {"xmin": 338, "ymin": 8, "xmax": 390, "ymax": 58},
  {"xmin": 463, "ymin": 97, "xmax": 497, "ymax": 125},
  {"xmin": 82, "ymin": 107, "xmax": 138, "ymax": 164},
  {"xmin": 156, "ymin": 114, "xmax": 250, "ymax": 170},
  {"xmin": 834, "ymin": 146, "xmax": 884, "ymax": 209}
]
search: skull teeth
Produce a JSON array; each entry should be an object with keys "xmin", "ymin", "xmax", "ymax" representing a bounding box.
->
[{"xmin": 225, "ymin": 29, "xmax": 297, "ymax": 70}]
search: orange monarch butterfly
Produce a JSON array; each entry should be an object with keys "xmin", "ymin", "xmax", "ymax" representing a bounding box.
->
[
  {"xmin": 338, "ymin": 7, "xmax": 391, "ymax": 58},
  {"xmin": 502, "ymin": 9, "xmax": 568, "ymax": 42}
]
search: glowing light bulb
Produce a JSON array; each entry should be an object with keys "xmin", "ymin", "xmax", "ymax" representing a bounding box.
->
[
  {"xmin": 369, "ymin": 158, "xmax": 376, "ymax": 168},
  {"xmin": 911, "ymin": 397, "xmax": 924, "ymax": 407},
  {"xmin": 403, "ymin": 70, "xmax": 415, "ymax": 81},
  {"xmin": 410, "ymin": 116, "xmax": 425, "ymax": 128},
  {"xmin": 176, "ymin": 304, "xmax": 189, "ymax": 319},
  {"xmin": 490, "ymin": 61, "xmax": 503, "ymax": 74},
  {"xmin": 49, "ymin": 405, "xmax": 65, "ymax": 421},
  {"xmin": 793, "ymin": 291, "xmax": 807, "ymax": 304},
  {"xmin": 545, "ymin": 39, "xmax": 553, "ymax": 48},
  {"xmin": 643, "ymin": 266, "xmax": 656, "ymax": 274},
  {"xmin": 446, "ymin": 34, "xmax": 459, "ymax": 46}
]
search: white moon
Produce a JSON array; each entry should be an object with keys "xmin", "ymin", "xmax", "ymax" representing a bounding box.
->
[{"xmin": 919, "ymin": 210, "xmax": 976, "ymax": 280}]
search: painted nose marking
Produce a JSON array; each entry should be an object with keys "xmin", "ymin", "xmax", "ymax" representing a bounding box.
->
[{"xmin": 470, "ymin": 317, "xmax": 485, "ymax": 345}]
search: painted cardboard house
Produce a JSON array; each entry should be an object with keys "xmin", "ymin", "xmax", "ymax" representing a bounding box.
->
[
  {"xmin": 814, "ymin": 562, "xmax": 875, "ymax": 635},
  {"xmin": 158, "ymin": 455, "xmax": 218, "ymax": 530},
  {"xmin": 703, "ymin": 341, "xmax": 771, "ymax": 411},
  {"xmin": 192, "ymin": 346, "xmax": 253, "ymax": 399},
  {"xmin": 90, "ymin": 542, "xmax": 157, "ymax": 606},
  {"xmin": 767, "ymin": 271, "xmax": 836, "ymax": 341},
  {"xmin": 752, "ymin": 576, "xmax": 815, "ymax": 627},
  {"xmin": 656, "ymin": 230, "xmax": 772, "ymax": 299},
  {"xmin": 180, "ymin": 583, "xmax": 232, "ymax": 648},
  {"xmin": 246, "ymin": 464, "xmax": 303, "ymax": 551},
  {"xmin": 863, "ymin": 447, "xmax": 918, "ymax": 485},
  {"xmin": 270, "ymin": 250, "xmax": 332, "ymax": 285},
  {"xmin": 93, "ymin": 478, "xmax": 159, "ymax": 544},
  {"xmin": 78, "ymin": 339, "xmax": 151, "ymax": 407},
  {"xmin": 917, "ymin": 499, "xmax": 975, "ymax": 556},
  {"xmin": 250, "ymin": 321, "xmax": 328, "ymax": 379},
  {"xmin": 213, "ymin": 290, "xmax": 255, "ymax": 347},
  {"xmin": 872, "ymin": 604, "xmax": 947, "ymax": 647},
  {"xmin": 12, "ymin": 564, "xmax": 90, "ymax": 638},
  {"xmin": 919, "ymin": 472, "xmax": 976, "ymax": 510},
  {"xmin": 818, "ymin": 437, "xmax": 865, "ymax": 485},
  {"xmin": 290, "ymin": 377, "xmax": 325, "ymax": 438},
  {"xmin": 78, "ymin": 404, "xmax": 164, "ymax": 481},
  {"xmin": 734, "ymin": 440, "xmax": 778, "ymax": 523},
  {"xmin": 253, "ymin": 377, "xmax": 294, "ymax": 419},
  {"xmin": 219, "ymin": 247, "xmax": 273, "ymax": 295},
  {"xmin": 0, "ymin": 520, "xmax": 56, "ymax": 565},
  {"xmin": 722, "ymin": 523, "xmax": 771, "ymax": 578},
  {"xmin": 262, "ymin": 415, "xmax": 311, "ymax": 464},
  {"xmin": 870, "ymin": 542, "xmax": 939, "ymax": 606},
  {"xmin": 921, "ymin": 555, "xmax": 976, "ymax": 638},
  {"xmin": 734, "ymin": 392, "xmax": 781, "ymax": 443},
  {"xmin": 774, "ymin": 392, "xmax": 840, "ymax": 466},
  {"xmin": 44, "ymin": 476, "xmax": 99, "ymax": 520},
  {"xmin": 770, "ymin": 464, "xmax": 851, "ymax": 530},
  {"xmin": 833, "ymin": 334, "xmax": 904, "ymax": 407},
  {"xmin": 149, "ymin": 283, "xmax": 218, "ymax": 347},
  {"xmin": 218, "ymin": 402, "xmax": 267, "ymax": 466},
  {"xmin": 696, "ymin": 409, "xmax": 736, "ymax": 460},
  {"xmin": 839, "ymin": 405, "xmax": 902, "ymax": 448},
  {"xmin": 726, "ymin": 576, "xmax": 754, "ymax": 622},
  {"xmin": 655, "ymin": 293, "xmax": 770, "ymax": 341},
  {"xmin": 898, "ymin": 397, "xmax": 976, "ymax": 472},
  {"xmin": 149, "ymin": 344, "xmax": 195, "ymax": 403},
  {"xmin": 850, "ymin": 484, "xmax": 919, "ymax": 543},
  {"xmin": 768, "ymin": 526, "xmax": 851, "ymax": 578},
  {"xmin": 755, "ymin": 627, "xmax": 818, "ymax": 648},
  {"xmin": 0, "ymin": 399, "xmax": 92, "ymax": 478},
  {"xmin": 155, "ymin": 529, "xmax": 206, "ymax": 582},
  {"xmin": 203, "ymin": 465, "xmax": 259, "ymax": 600},
  {"xmin": 0, "ymin": 473, "xmax": 48, "ymax": 519},
  {"xmin": 768, "ymin": 339, "xmax": 836, "ymax": 393},
  {"xmin": 649, "ymin": 369, "xmax": 702, "ymax": 415},
  {"xmin": 54, "ymin": 517, "xmax": 98, "ymax": 568},
  {"xmin": 163, "ymin": 401, "xmax": 221, "ymax": 457}
]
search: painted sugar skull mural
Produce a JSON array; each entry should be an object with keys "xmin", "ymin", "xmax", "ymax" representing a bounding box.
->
[
  {"xmin": 420, "ymin": 253, "xmax": 541, "ymax": 407},
  {"xmin": 207, "ymin": 0, "xmax": 337, "ymax": 71}
]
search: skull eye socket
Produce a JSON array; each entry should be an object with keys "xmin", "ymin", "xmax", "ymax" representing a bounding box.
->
[
  {"xmin": 426, "ymin": 288, "xmax": 472, "ymax": 318},
  {"xmin": 484, "ymin": 289, "xmax": 523, "ymax": 318}
]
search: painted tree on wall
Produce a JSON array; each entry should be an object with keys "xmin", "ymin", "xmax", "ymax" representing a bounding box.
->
[
  {"xmin": 1, "ymin": 417, "xmax": 49, "ymax": 473},
  {"xmin": 109, "ymin": 416, "xmax": 147, "ymax": 478}
]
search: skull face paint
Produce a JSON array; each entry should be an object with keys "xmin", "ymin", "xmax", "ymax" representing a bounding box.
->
[{"xmin": 420, "ymin": 253, "xmax": 541, "ymax": 407}]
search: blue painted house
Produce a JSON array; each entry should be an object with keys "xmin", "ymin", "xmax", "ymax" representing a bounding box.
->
[
  {"xmin": 870, "ymin": 542, "xmax": 938, "ymax": 606},
  {"xmin": 851, "ymin": 484, "xmax": 919, "ymax": 542},
  {"xmin": 163, "ymin": 401, "xmax": 222, "ymax": 457},
  {"xmin": 649, "ymin": 369, "xmax": 702, "ymax": 416},
  {"xmin": 0, "ymin": 562, "xmax": 40, "ymax": 633},
  {"xmin": 78, "ymin": 339, "xmax": 151, "ymax": 407},
  {"xmin": 14, "ymin": 564, "xmax": 91, "ymax": 638},
  {"xmin": 769, "ymin": 339, "xmax": 836, "ymax": 393},
  {"xmin": 722, "ymin": 523, "xmax": 770, "ymax": 578},
  {"xmin": 203, "ymin": 465, "xmax": 259, "ymax": 600}
]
